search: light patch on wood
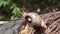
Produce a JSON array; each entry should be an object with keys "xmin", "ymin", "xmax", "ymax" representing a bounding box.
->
[{"xmin": 0, "ymin": 21, "xmax": 8, "ymax": 24}]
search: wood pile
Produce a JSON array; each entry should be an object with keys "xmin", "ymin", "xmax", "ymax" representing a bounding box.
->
[{"xmin": 19, "ymin": 11, "xmax": 60, "ymax": 34}]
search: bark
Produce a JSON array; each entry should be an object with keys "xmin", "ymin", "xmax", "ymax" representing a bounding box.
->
[
  {"xmin": 40, "ymin": 11, "xmax": 60, "ymax": 34},
  {"xmin": 0, "ymin": 11, "xmax": 60, "ymax": 34},
  {"xmin": 19, "ymin": 11, "xmax": 60, "ymax": 34}
]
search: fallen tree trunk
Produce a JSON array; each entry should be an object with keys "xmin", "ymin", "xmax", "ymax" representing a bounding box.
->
[{"xmin": 0, "ymin": 11, "xmax": 60, "ymax": 34}]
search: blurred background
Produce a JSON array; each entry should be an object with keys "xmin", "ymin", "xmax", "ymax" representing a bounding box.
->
[{"xmin": 0, "ymin": 0, "xmax": 60, "ymax": 20}]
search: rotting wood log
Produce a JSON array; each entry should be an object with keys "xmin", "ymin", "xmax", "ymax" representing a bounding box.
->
[
  {"xmin": 19, "ymin": 11, "xmax": 60, "ymax": 34},
  {"xmin": 40, "ymin": 11, "xmax": 60, "ymax": 34}
]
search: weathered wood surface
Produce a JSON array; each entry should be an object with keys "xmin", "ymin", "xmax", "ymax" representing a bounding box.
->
[
  {"xmin": 0, "ymin": 18, "xmax": 25, "ymax": 34},
  {"xmin": 19, "ymin": 11, "xmax": 60, "ymax": 34},
  {"xmin": 40, "ymin": 11, "xmax": 60, "ymax": 34},
  {"xmin": 0, "ymin": 11, "xmax": 60, "ymax": 34}
]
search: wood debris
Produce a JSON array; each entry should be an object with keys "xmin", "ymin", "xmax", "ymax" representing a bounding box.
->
[{"xmin": 19, "ymin": 11, "xmax": 60, "ymax": 34}]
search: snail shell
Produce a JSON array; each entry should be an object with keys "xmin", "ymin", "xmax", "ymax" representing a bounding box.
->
[
  {"xmin": 23, "ymin": 12, "xmax": 47, "ymax": 28},
  {"xmin": 29, "ymin": 12, "xmax": 47, "ymax": 28}
]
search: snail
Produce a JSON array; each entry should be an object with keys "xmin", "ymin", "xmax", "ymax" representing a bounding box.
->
[{"xmin": 23, "ymin": 12, "xmax": 47, "ymax": 28}]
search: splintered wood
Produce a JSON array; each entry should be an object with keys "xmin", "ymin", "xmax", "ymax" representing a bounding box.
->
[
  {"xmin": 19, "ymin": 23, "xmax": 35, "ymax": 34},
  {"xmin": 19, "ymin": 11, "xmax": 60, "ymax": 34},
  {"xmin": 41, "ymin": 11, "xmax": 60, "ymax": 34},
  {"xmin": 45, "ymin": 18, "xmax": 60, "ymax": 34}
]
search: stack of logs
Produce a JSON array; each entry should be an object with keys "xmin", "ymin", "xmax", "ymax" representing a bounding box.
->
[{"xmin": 19, "ymin": 11, "xmax": 60, "ymax": 34}]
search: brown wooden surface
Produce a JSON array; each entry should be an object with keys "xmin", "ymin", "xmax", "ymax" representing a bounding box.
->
[
  {"xmin": 19, "ymin": 11, "xmax": 60, "ymax": 34},
  {"xmin": 40, "ymin": 11, "xmax": 60, "ymax": 34}
]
